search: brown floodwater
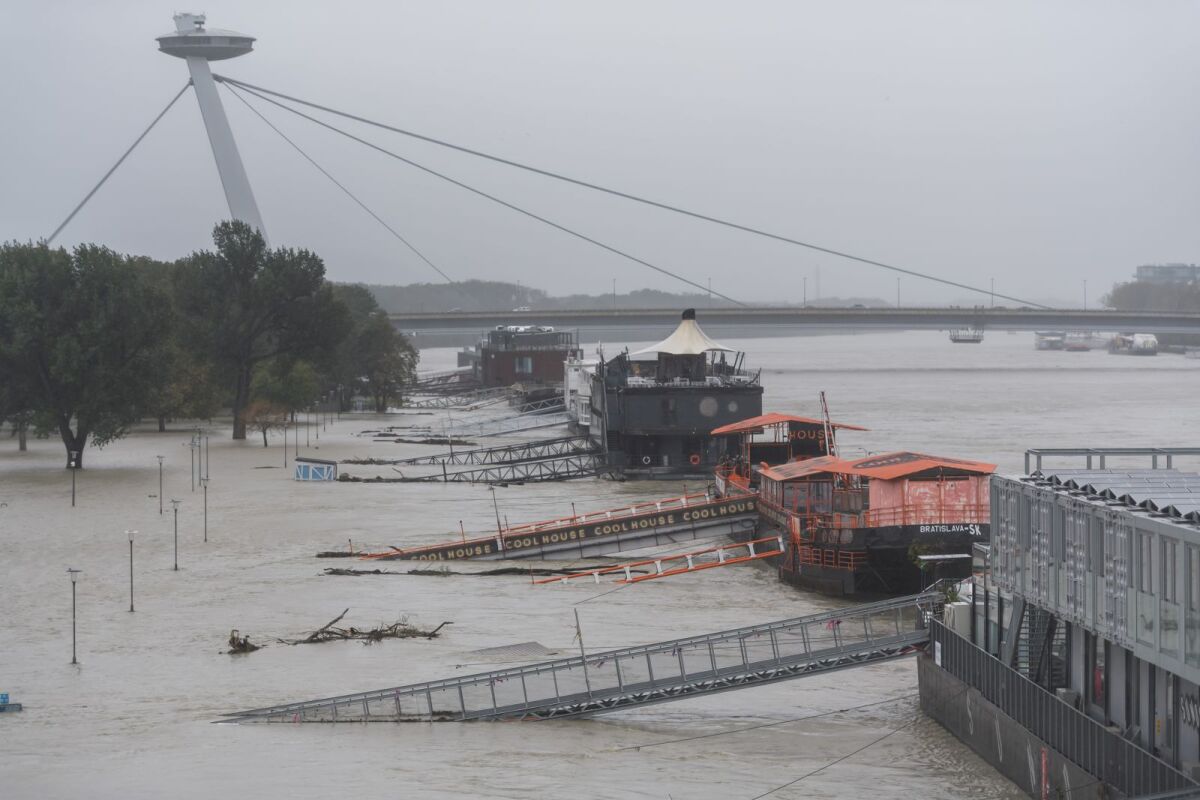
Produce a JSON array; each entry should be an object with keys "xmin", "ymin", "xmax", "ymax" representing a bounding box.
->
[{"xmin": 2, "ymin": 330, "xmax": 1197, "ymax": 799}]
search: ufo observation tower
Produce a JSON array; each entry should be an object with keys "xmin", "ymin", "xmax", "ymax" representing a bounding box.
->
[{"xmin": 157, "ymin": 13, "xmax": 268, "ymax": 242}]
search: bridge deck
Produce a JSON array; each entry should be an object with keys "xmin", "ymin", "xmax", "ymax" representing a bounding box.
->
[{"xmin": 222, "ymin": 593, "xmax": 939, "ymax": 723}]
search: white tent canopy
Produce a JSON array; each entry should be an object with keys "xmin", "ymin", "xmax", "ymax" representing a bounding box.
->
[{"xmin": 632, "ymin": 309, "xmax": 733, "ymax": 356}]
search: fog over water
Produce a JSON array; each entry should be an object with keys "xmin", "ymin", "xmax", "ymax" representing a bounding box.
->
[
  {"xmin": 3, "ymin": 2, "xmax": 1198, "ymax": 305},
  {"xmin": 3, "ymin": 331, "xmax": 1197, "ymax": 798}
]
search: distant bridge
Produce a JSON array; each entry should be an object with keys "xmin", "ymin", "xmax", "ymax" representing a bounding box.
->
[{"xmin": 389, "ymin": 307, "xmax": 1200, "ymax": 338}]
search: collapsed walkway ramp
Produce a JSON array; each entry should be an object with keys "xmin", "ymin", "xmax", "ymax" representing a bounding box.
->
[
  {"xmin": 391, "ymin": 436, "xmax": 594, "ymax": 467},
  {"xmin": 358, "ymin": 491, "xmax": 759, "ymax": 561},
  {"xmin": 222, "ymin": 593, "xmax": 939, "ymax": 723},
  {"xmin": 383, "ymin": 436, "xmax": 605, "ymax": 484}
]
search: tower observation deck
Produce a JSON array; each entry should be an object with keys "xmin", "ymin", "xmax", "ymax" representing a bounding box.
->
[{"xmin": 157, "ymin": 13, "xmax": 268, "ymax": 242}]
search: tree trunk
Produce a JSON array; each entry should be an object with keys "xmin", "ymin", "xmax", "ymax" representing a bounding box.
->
[
  {"xmin": 17, "ymin": 423, "xmax": 27, "ymax": 452},
  {"xmin": 57, "ymin": 418, "xmax": 86, "ymax": 468},
  {"xmin": 158, "ymin": 416, "xmax": 167, "ymax": 433},
  {"xmin": 262, "ymin": 428, "xmax": 269, "ymax": 447},
  {"xmin": 375, "ymin": 393, "xmax": 386, "ymax": 413},
  {"xmin": 232, "ymin": 366, "xmax": 251, "ymax": 440}
]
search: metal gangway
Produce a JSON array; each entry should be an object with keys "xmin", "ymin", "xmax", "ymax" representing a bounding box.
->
[
  {"xmin": 532, "ymin": 535, "xmax": 784, "ymax": 585},
  {"xmin": 440, "ymin": 411, "xmax": 572, "ymax": 439},
  {"xmin": 357, "ymin": 490, "xmax": 758, "ymax": 561},
  {"xmin": 399, "ymin": 386, "xmax": 512, "ymax": 410},
  {"xmin": 222, "ymin": 593, "xmax": 940, "ymax": 723},
  {"xmin": 396, "ymin": 451, "xmax": 607, "ymax": 484},
  {"xmin": 391, "ymin": 436, "xmax": 595, "ymax": 467}
]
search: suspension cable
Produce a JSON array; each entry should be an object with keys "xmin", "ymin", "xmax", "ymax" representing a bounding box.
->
[
  {"xmin": 47, "ymin": 82, "xmax": 192, "ymax": 245},
  {"xmin": 214, "ymin": 75, "xmax": 1049, "ymax": 309},
  {"xmin": 226, "ymin": 81, "xmax": 745, "ymax": 306},
  {"xmin": 223, "ymin": 82, "xmax": 453, "ymax": 283}
]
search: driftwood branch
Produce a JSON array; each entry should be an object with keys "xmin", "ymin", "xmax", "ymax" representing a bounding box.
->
[{"xmin": 273, "ymin": 609, "xmax": 453, "ymax": 646}]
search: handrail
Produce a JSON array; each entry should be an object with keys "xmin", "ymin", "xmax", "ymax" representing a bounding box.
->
[{"xmin": 759, "ymin": 496, "xmax": 988, "ymax": 531}]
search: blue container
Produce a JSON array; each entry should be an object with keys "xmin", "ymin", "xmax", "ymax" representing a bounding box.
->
[{"xmin": 0, "ymin": 693, "xmax": 8, "ymax": 704}]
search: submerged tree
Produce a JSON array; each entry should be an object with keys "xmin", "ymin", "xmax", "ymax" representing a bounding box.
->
[
  {"xmin": 174, "ymin": 222, "xmax": 349, "ymax": 440},
  {"xmin": 0, "ymin": 242, "xmax": 170, "ymax": 467},
  {"xmin": 355, "ymin": 312, "xmax": 419, "ymax": 412}
]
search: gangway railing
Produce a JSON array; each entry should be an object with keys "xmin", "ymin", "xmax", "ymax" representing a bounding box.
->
[
  {"xmin": 440, "ymin": 411, "xmax": 571, "ymax": 439},
  {"xmin": 356, "ymin": 490, "xmax": 759, "ymax": 561},
  {"xmin": 532, "ymin": 535, "xmax": 784, "ymax": 585},
  {"xmin": 399, "ymin": 386, "xmax": 512, "ymax": 410},
  {"xmin": 222, "ymin": 592, "xmax": 940, "ymax": 723},
  {"xmin": 387, "ymin": 436, "xmax": 595, "ymax": 467},
  {"xmin": 397, "ymin": 452, "xmax": 606, "ymax": 484}
]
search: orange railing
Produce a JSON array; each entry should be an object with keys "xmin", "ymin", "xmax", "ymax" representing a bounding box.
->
[
  {"xmin": 795, "ymin": 546, "xmax": 868, "ymax": 571},
  {"xmin": 859, "ymin": 503, "xmax": 989, "ymax": 528}
]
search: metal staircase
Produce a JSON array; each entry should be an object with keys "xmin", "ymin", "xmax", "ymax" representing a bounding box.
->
[
  {"xmin": 222, "ymin": 592, "xmax": 940, "ymax": 723},
  {"xmin": 1015, "ymin": 603, "xmax": 1064, "ymax": 690}
]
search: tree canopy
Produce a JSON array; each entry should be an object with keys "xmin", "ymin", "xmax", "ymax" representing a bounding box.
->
[
  {"xmin": 0, "ymin": 222, "xmax": 421, "ymax": 463},
  {"xmin": 0, "ymin": 242, "xmax": 171, "ymax": 466},
  {"xmin": 174, "ymin": 221, "xmax": 350, "ymax": 440}
]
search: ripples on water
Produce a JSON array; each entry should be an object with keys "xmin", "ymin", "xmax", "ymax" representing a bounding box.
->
[{"xmin": 4, "ymin": 331, "xmax": 1196, "ymax": 798}]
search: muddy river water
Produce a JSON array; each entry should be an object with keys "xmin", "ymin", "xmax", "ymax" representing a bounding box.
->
[{"xmin": 2, "ymin": 330, "xmax": 1197, "ymax": 799}]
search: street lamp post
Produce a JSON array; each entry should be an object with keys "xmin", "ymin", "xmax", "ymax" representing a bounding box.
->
[
  {"xmin": 283, "ymin": 423, "xmax": 288, "ymax": 469},
  {"xmin": 200, "ymin": 477, "xmax": 208, "ymax": 543},
  {"xmin": 69, "ymin": 450, "xmax": 80, "ymax": 507},
  {"xmin": 127, "ymin": 530, "xmax": 137, "ymax": 612},
  {"xmin": 156, "ymin": 455, "xmax": 164, "ymax": 515},
  {"xmin": 488, "ymin": 486, "xmax": 503, "ymax": 537},
  {"xmin": 67, "ymin": 568, "xmax": 81, "ymax": 664},
  {"xmin": 170, "ymin": 499, "xmax": 181, "ymax": 571}
]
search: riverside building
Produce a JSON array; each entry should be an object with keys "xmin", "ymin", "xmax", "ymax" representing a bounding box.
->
[{"xmin": 921, "ymin": 448, "xmax": 1200, "ymax": 797}]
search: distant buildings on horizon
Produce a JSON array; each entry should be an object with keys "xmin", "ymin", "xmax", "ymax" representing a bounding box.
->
[{"xmin": 1136, "ymin": 263, "xmax": 1200, "ymax": 284}]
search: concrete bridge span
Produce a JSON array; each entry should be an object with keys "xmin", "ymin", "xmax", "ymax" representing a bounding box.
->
[{"xmin": 389, "ymin": 307, "xmax": 1200, "ymax": 341}]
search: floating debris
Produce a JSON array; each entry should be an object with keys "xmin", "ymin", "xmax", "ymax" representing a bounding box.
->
[
  {"xmin": 277, "ymin": 609, "xmax": 452, "ymax": 646},
  {"xmin": 227, "ymin": 629, "xmax": 261, "ymax": 654}
]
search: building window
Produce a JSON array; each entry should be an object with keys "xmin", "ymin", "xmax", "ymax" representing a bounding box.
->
[
  {"xmin": 514, "ymin": 356, "xmax": 533, "ymax": 374},
  {"xmin": 1138, "ymin": 532, "xmax": 1153, "ymax": 592},
  {"xmin": 1091, "ymin": 635, "xmax": 1106, "ymax": 713},
  {"xmin": 1162, "ymin": 538, "xmax": 1178, "ymax": 603},
  {"xmin": 1089, "ymin": 517, "xmax": 1104, "ymax": 574},
  {"xmin": 1189, "ymin": 546, "xmax": 1200, "ymax": 612}
]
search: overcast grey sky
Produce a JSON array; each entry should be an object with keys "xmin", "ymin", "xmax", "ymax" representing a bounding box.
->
[{"xmin": 2, "ymin": 1, "xmax": 1197, "ymax": 305}]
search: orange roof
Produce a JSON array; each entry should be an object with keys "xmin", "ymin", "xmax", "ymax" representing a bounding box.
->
[
  {"xmin": 760, "ymin": 451, "xmax": 996, "ymax": 482},
  {"xmin": 711, "ymin": 413, "xmax": 869, "ymax": 436}
]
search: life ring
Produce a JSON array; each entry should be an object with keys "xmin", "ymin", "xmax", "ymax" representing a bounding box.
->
[
  {"xmin": 689, "ymin": 454, "xmax": 701, "ymax": 466},
  {"xmin": 641, "ymin": 456, "xmax": 652, "ymax": 465}
]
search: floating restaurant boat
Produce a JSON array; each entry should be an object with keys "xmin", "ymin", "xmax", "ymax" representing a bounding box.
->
[
  {"xmin": 585, "ymin": 309, "xmax": 763, "ymax": 477},
  {"xmin": 713, "ymin": 412, "xmax": 994, "ymax": 596}
]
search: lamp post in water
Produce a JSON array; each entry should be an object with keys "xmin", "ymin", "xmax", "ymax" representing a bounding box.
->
[
  {"xmin": 199, "ymin": 477, "xmax": 208, "ymax": 543},
  {"xmin": 127, "ymin": 530, "xmax": 137, "ymax": 612},
  {"xmin": 170, "ymin": 499, "xmax": 181, "ymax": 571},
  {"xmin": 68, "ymin": 450, "xmax": 80, "ymax": 506},
  {"xmin": 488, "ymin": 486, "xmax": 504, "ymax": 538},
  {"xmin": 67, "ymin": 568, "xmax": 81, "ymax": 664}
]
